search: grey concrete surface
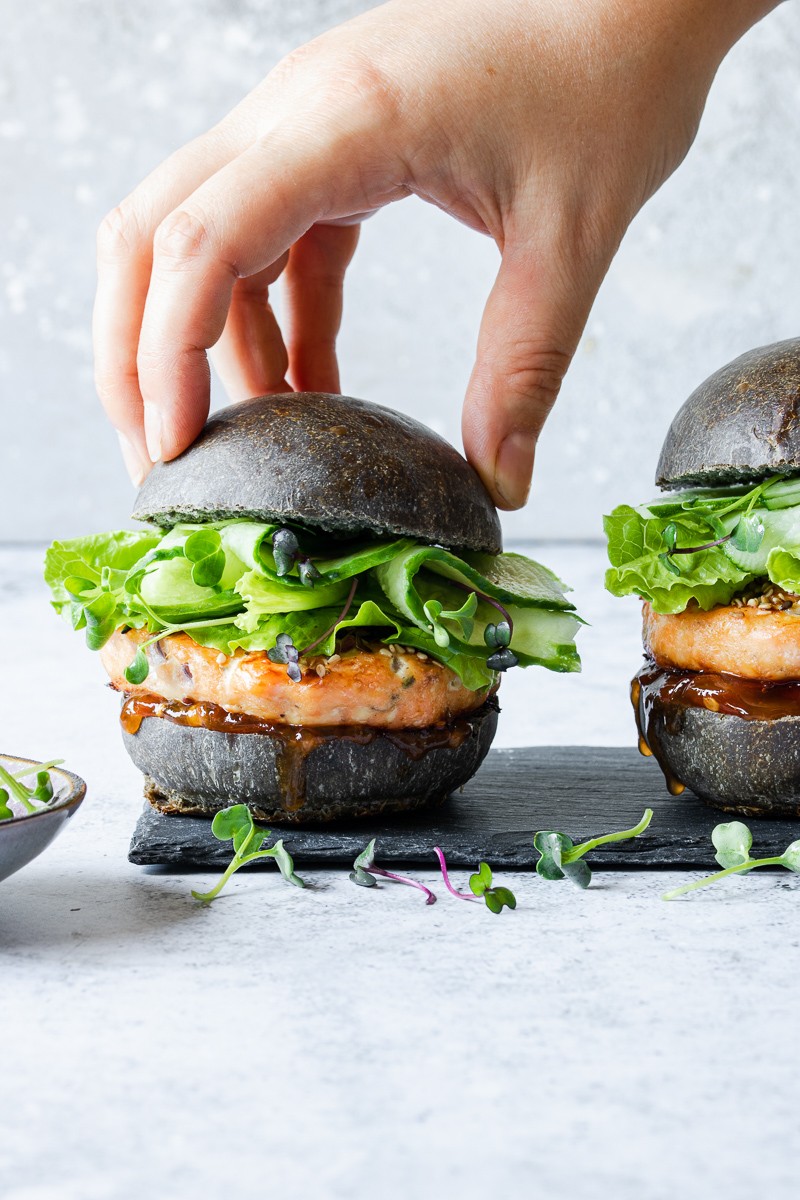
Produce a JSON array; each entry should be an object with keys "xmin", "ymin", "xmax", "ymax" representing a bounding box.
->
[
  {"xmin": 2, "ymin": 543, "xmax": 798, "ymax": 1199},
  {"xmin": 2, "ymin": 2, "xmax": 800, "ymax": 543}
]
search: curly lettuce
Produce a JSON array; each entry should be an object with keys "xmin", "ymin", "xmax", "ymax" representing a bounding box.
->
[{"xmin": 604, "ymin": 475, "xmax": 800, "ymax": 614}]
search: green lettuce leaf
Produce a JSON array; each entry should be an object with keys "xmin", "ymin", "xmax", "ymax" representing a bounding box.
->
[
  {"xmin": 604, "ymin": 504, "xmax": 751, "ymax": 614},
  {"xmin": 44, "ymin": 530, "xmax": 160, "ymax": 610},
  {"xmin": 765, "ymin": 549, "xmax": 800, "ymax": 593},
  {"xmin": 234, "ymin": 570, "xmax": 350, "ymax": 631}
]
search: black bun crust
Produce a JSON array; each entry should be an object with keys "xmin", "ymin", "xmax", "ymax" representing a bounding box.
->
[
  {"xmin": 641, "ymin": 688, "xmax": 800, "ymax": 818},
  {"xmin": 122, "ymin": 701, "xmax": 499, "ymax": 825},
  {"xmin": 656, "ymin": 338, "xmax": 800, "ymax": 490},
  {"xmin": 133, "ymin": 392, "xmax": 502, "ymax": 554}
]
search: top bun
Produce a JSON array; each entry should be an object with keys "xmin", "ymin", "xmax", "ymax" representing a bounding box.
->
[
  {"xmin": 656, "ymin": 338, "xmax": 800, "ymax": 490},
  {"xmin": 132, "ymin": 392, "xmax": 503, "ymax": 554}
]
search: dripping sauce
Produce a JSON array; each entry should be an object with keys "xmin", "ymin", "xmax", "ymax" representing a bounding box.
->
[
  {"xmin": 632, "ymin": 660, "xmax": 800, "ymax": 797},
  {"xmin": 120, "ymin": 692, "xmax": 493, "ymax": 812}
]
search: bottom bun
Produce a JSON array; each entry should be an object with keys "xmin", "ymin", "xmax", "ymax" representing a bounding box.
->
[
  {"xmin": 633, "ymin": 663, "xmax": 800, "ymax": 817},
  {"xmin": 122, "ymin": 698, "xmax": 498, "ymax": 824}
]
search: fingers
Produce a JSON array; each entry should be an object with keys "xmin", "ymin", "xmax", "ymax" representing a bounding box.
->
[
  {"xmin": 209, "ymin": 254, "xmax": 291, "ymax": 403},
  {"xmin": 284, "ymin": 223, "xmax": 361, "ymax": 393},
  {"xmin": 94, "ymin": 130, "xmax": 243, "ymax": 482},
  {"xmin": 462, "ymin": 236, "xmax": 610, "ymax": 510},
  {"xmin": 136, "ymin": 125, "xmax": 380, "ymax": 462}
]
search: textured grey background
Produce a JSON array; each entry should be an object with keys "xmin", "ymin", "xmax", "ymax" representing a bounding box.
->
[{"xmin": 1, "ymin": 0, "xmax": 799, "ymax": 543}]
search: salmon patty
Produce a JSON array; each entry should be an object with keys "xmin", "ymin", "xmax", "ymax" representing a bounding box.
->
[
  {"xmin": 101, "ymin": 628, "xmax": 492, "ymax": 728},
  {"xmin": 643, "ymin": 592, "xmax": 800, "ymax": 681}
]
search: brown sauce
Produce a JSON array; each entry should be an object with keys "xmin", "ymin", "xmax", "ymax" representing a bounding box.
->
[
  {"xmin": 632, "ymin": 660, "xmax": 800, "ymax": 797},
  {"xmin": 120, "ymin": 692, "xmax": 492, "ymax": 812}
]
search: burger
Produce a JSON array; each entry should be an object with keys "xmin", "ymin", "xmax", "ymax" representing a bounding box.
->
[
  {"xmin": 45, "ymin": 392, "xmax": 581, "ymax": 823},
  {"xmin": 605, "ymin": 337, "xmax": 800, "ymax": 817}
]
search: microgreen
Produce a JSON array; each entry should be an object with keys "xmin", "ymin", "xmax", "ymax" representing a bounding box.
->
[
  {"xmin": 267, "ymin": 631, "xmax": 302, "ymax": 683},
  {"xmin": 349, "ymin": 839, "xmax": 436, "ymax": 904},
  {"xmin": 125, "ymin": 647, "xmax": 150, "ymax": 685},
  {"xmin": 534, "ymin": 808, "xmax": 654, "ymax": 888},
  {"xmin": 467, "ymin": 859, "xmax": 517, "ymax": 913},
  {"xmin": 121, "ymin": 611, "xmax": 241, "ymax": 686},
  {"xmin": 662, "ymin": 821, "xmax": 800, "ymax": 900},
  {"xmin": 445, "ymin": 579, "xmax": 519, "ymax": 672},
  {"xmin": 0, "ymin": 759, "xmax": 63, "ymax": 819},
  {"xmin": 191, "ymin": 804, "xmax": 305, "ymax": 903},
  {"xmin": 266, "ymin": 576, "xmax": 360, "ymax": 683},
  {"xmin": 483, "ymin": 619, "xmax": 519, "ymax": 672},
  {"xmin": 423, "ymin": 592, "xmax": 477, "ymax": 647},
  {"xmin": 433, "ymin": 846, "xmax": 516, "ymax": 913},
  {"xmin": 272, "ymin": 528, "xmax": 300, "ymax": 576},
  {"xmin": 432, "ymin": 845, "xmax": 476, "ymax": 901},
  {"xmin": 658, "ymin": 507, "xmax": 766, "ymax": 575},
  {"xmin": 83, "ymin": 591, "xmax": 118, "ymax": 651},
  {"xmin": 184, "ymin": 529, "xmax": 226, "ymax": 588},
  {"xmin": 300, "ymin": 576, "xmax": 359, "ymax": 657},
  {"xmin": 271, "ymin": 528, "xmax": 320, "ymax": 587}
]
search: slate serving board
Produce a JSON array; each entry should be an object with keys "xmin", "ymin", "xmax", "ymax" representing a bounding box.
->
[{"xmin": 129, "ymin": 745, "xmax": 800, "ymax": 871}]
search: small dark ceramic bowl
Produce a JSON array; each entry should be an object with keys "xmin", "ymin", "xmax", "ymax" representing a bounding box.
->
[{"xmin": 0, "ymin": 755, "xmax": 86, "ymax": 883}]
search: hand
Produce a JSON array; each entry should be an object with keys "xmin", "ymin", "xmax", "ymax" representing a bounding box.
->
[{"xmin": 95, "ymin": 0, "xmax": 777, "ymax": 508}]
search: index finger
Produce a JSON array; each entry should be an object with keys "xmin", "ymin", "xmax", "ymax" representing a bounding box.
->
[{"xmin": 137, "ymin": 122, "xmax": 398, "ymax": 462}]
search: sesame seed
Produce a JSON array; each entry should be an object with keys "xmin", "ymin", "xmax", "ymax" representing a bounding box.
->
[
  {"xmin": 216, "ymin": 653, "xmax": 227, "ymax": 664},
  {"xmin": 327, "ymin": 654, "xmax": 341, "ymax": 665},
  {"xmin": 316, "ymin": 664, "xmax": 326, "ymax": 678},
  {"xmin": 416, "ymin": 652, "xmax": 428, "ymax": 661},
  {"xmin": 747, "ymin": 598, "xmax": 757, "ymax": 606},
  {"xmin": 379, "ymin": 647, "xmax": 392, "ymax": 657}
]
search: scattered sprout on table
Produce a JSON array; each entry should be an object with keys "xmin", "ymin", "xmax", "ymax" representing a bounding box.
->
[
  {"xmin": 349, "ymin": 838, "xmax": 436, "ymax": 904},
  {"xmin": 533, "ymin": 808, "xmax": 654, "ymax": 889},
  {"xmin": 662, "ymin": 821, "xmax": 800, "ymax": 901},
  {"xmin": 192, "ymin": 804, "xmax": 305, "ymax": 903},
  {"xmin": 434, "ymin": 846, "xmax": 516, "ymax": 913}
]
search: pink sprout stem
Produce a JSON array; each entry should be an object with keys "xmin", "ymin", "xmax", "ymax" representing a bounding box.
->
[
  {"xmin": 670, "ymin": 534, "xmax": 732, "ymax": 555},
  {"xmin": 447, "ymin": 580, "xmax": 514, "ymax": 639},
  {"xmin": 433, "ymin": 846, "xmax": 478, "ymax": 902},
  {"xmin": 301, "ymin": 576, "xmax": 359, "ymax": 656},
  {"xmin": 370, "ymin": 866, "xmax": 436, "ymax": 905}
]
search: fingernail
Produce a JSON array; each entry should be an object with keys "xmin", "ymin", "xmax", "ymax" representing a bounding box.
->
[
  {"xmin": 143, "ymin": 403, "xmax": 163, "ymax": 463},
  {"xmin": 116, "ymin": 432, "xmax": 148, "ymax": 488},
  {"xmin": 494, "ymin": 432, "xmax": 536, "ymax": 508}
]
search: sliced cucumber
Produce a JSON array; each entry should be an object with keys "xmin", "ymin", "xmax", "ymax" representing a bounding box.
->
[
  {"xmin": 762, "ymin": 476, "xmax": 800, "ymax": 511},
  {"xmin": 722, "ymin": 507, "xmax": 800, "ymax": 572},
  {"xmin": 639, "ymin": 485, "xmax": 753, "ymax": 519}
]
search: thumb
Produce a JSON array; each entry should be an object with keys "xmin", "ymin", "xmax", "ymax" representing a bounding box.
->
[{"xmin": 462, "ymin": 240, "xmax": 606, "ymax": 510}]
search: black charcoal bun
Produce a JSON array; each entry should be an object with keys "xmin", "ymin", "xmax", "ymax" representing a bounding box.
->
[
  {"xmin": 640, "ymin": 691, "xmax": 800, "ymax": 818},
  {"xmin": 123, "ymin": 702, "xmax": 499, "ymax": 825},
  {"xmin": 133, "ymin": 392, "xmax": 502, "ymax": 554},
  {"xmin": 656, "ymin": 338, "xmax": 800, "ymax": 490}
]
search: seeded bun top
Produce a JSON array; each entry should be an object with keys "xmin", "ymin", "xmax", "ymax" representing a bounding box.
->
[
  {"xmin": 132, "ymin": 392, "xmax": 503, "ymax": 554},
  {"xmin": 656, "ymin": 338, "xmax": 800, "ymax": 490}
]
